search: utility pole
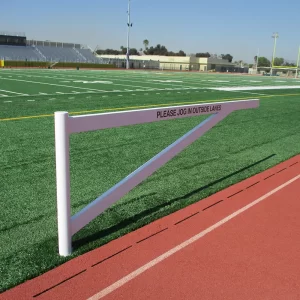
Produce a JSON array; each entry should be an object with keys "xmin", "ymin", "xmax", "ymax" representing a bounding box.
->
[
  {"xmin": 256, "ymin": 48, "xmax": 259, "ymax": 72},
  {"xmin": 271, "ymin": 32, "xmax": 279, "ymax": 76},
  {"xmin": 126, "ymin": 0, "xmax": 132, "ymax": 70},
  {"xmin": 296, "ymin": 46, "xmax": 300, "ymax": 79}
]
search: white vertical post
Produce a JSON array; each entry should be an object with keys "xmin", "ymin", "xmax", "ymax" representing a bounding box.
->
[
  {"xmin": 126, "ymin": 0, "xmax": 131, "ymax": 70},
  {"xmin": 54, "ymin": 112, "xmax": 72, "ymax": 256},
  {"xmin": 271, "ymin": 32, "xmax": 279, "ymax": 76},
  {"xmin": 256, "ymin": 48, "xmax": 259, "ymax": 72},
  {"xmin": 295, "ymin": 46, "xmax": 300, "ymax": 79}
]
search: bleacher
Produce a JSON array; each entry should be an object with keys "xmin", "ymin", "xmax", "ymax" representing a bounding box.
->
[
  {"xmin": 0, "ymin": 45, "xmax": 43, "ymax": 61},
  {"xmin": 0, "ymin": 44, "xmax": 103, "ymax": 63},
  {"xmin": 0, "ymin": 33, "xmax": 102, "ymax": 63},
  {"xmin": 36, "ymin": 46, "xmax": 84, "ymax": 62},
  {"xmin": 77, "ymin": 48, "xmax": 102, "ymax": 63}
]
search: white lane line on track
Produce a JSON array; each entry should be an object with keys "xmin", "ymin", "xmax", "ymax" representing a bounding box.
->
[{"xmin": 88, "ymin": 174, "xmax": 300, "ymax": 300}]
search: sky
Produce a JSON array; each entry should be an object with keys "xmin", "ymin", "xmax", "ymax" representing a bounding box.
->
[{"xmin": 1, "ymin": 0, "xmax": 300, "ymax": 63}]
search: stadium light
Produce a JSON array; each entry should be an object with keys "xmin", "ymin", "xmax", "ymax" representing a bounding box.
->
[
  {"xmin": 271, "ymin": 32, "xmax": 279, "ymax": 75},
  {"xmin": 126, "ymin": 0, "xmax": 133, "ymax": 70}
]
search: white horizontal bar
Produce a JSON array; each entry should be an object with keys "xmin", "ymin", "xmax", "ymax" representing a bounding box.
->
[{"xmin": 68, "ymin": 99, "xmax": 259, "ymax": 134}]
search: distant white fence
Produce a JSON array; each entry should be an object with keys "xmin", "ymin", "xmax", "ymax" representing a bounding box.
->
[{"xmin": 55, "ymin": 99, "xmax": 259, "ymax": 256}]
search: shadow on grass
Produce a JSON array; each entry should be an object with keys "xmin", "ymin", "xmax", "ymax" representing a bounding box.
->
[{"xmin": 72, "ymin": 153, "xmax": 276, "ymax": 249}]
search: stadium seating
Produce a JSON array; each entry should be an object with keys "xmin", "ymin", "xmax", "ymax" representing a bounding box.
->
[
  {"xmin": 0, "ymin": 45, "xmax": 42, "ymax": 61},
  {"xmin": 36, "ymin": 46, "xmax": 83, "ymax": 62},
  {"xmin": 0, "ymin": 44, "xmax": 102, "ymax": 63},
  {"xmin": 76, "ymin": 48, "xmax": 102, "ymax": 63}
]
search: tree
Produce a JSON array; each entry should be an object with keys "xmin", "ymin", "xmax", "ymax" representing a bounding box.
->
[
  {"xmin": 258, "ymin": 57, "xmax": 271, "ymax": 67},
  {"xmin": 97, "ymin": 44, "xmax": 185, "ymax": 57},
  {"xmin": 177, "ymin": 50, "xmax": 186, "ymax": 57},
  {"xmin": 143, "ymin": 39, "xmax": 149, "ymax": 50},
  {"xmin": 129, "ymin": 48, "xmax": 139, "ymax": 55},
  {"xmin": 283, "ymin": 61, "xmax": 296, "ymax": 67},
  {"xmin": 120, "ymin": 46, "xmax": 127, "ymax": 54},
  {"xmin": 96, "ymin": 48, "xmax": 121, "ymax": 55},
  {"xmin": 195, "ymin": 52, "xmax": 211, "ymax": 57},
  {"xmin": 273, "ymin": 57, "xmax": 284, "ymax": 66},
  {"xmin": 145, "ymin": 44, "xmax": 184, "ymax": 56},
  {"xmin": 221, "ymin": 54, "xmax": 233, "ymax": 63}
]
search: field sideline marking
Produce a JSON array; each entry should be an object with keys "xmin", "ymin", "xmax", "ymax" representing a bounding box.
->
[
  {"xmin": 0, "ymin": 92, "xmax": 299, "ymax": 122},
  {"xmin": 88, "ymin": 174, "xmax": 300, "ymax": 299}
]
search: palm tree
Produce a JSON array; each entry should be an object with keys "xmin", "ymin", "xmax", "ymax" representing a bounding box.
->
[{"xmin": 143, "ymin": 39, "xmax": 149, "ymax": 50}]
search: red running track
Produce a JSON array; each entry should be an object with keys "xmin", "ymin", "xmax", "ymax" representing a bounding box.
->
[{"xmin": 2, "ymin": 155, "xmax": 300, "ymax": 300}]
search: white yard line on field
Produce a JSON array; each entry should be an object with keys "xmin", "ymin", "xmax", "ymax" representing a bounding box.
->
[
  {"xmin": 0, "ymin": 77, "xmax": 109, "ymax": 93},
  {"xmin": 229, "ymin": 90, "xmax": 267, "ymax": 96},
  {"xmin": 61, "ymin": 70, "xmax": 202, "ymax": 88},
  {"xmin": 9, "ymin": 69, "xmax": 286, "ymax": 92},
  {"xmin": 1, "ymin": 71, "xmax": 159, "ymax": 91},
  {"xmin": 0, "ymin": 85, "xmax": 232, "ymax": 100},
  {"xmin": 210, "ymin": 85, "xmax": 300, "ymax": 91},
  {"xmin": 45, "ymin": 71, "xmax": 200, "ymax": 89},
  {"xmin": 0, "ymin": 89, "xmax": 28, "ymax": 96}
]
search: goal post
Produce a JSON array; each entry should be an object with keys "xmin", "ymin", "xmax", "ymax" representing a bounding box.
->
[{"xmin": 55, "ymin": 99, "xmax": 259, "ymax": 256}]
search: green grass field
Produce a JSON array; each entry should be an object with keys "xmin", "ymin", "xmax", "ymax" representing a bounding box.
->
[{"xmin": 1, "ymin": 68, "xmax": 300, "ymax": 292}]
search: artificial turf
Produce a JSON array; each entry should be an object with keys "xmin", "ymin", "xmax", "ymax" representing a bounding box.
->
[{"xmin": 1, "ymin": 69, "xmax": 300, "ymax": 292}]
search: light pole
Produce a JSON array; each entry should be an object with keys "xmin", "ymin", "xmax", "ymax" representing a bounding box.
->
[
  {"xmin": 271, "ymin": 32, "xmax": 279, "ymax": 75},
  {"xmin": 256, "ymin": 48, "xmax": 259, "ymax": 72},
  {"xmin": 126, "ymin": 0, "xmax": 132, "ymax": 70},
  {"xmin": 296, "ymin": 46, "xmax": 300, "ymax": 79}
]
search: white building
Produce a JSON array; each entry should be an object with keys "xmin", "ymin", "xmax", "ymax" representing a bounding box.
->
[{"xmin": 97, "ymin": 54, "xmax": 234, "ymax": 71}]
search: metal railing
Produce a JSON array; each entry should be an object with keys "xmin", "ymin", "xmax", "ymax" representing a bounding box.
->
[{"xmin": 0, "ymin": 31, "xmax": 26, "ymax": 37}]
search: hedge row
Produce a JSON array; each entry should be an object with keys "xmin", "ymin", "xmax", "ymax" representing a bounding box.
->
[
  {"xmin": 4, "ymin": 61, "xmax": 48, "ymax": 67},
  {"xmin": 3, "ymin": 61, "xmax": 116, "ymax": 69},
  {"xmin": 54, "ymin": 62, "xmax": 115, "ymax": 68}
]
